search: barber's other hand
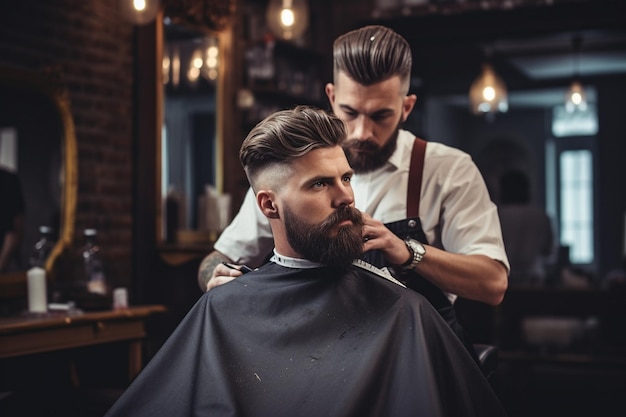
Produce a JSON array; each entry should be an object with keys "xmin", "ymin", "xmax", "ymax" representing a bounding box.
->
[
  {"xmin": 207, "ymin": 263, "xmax": 245, "ymax": 291},
  {"xmin": 361, "ymin": 213, "xmax": 412, "ymax": 266}
]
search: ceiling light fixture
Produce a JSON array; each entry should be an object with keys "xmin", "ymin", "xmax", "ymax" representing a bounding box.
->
[
  {"xmin": 469, "ymin": 61, "xmax": 509, "ymax": 116},
  {"xmin": 119, "ymin": 0, "xmax": 161, "ymax": 25},
  {"xmin": 565, "ymin": 35, "xmax": 588, "ymax": 113},
  {"xmin": 266, "ymin": 0, "xmax": 309, "ymax": 41}
]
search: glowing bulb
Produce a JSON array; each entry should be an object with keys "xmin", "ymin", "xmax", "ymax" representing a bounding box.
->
[
  {"xmin": 133, "ymin": 0, "xmax": 146, "ymax": 11},
  {"xmin": 207, "ymin": 46, "xmax": 218, "ymax": 58},
  {"xmin": 565, "ymin": 80, "xmax": 587, "ymax": 112},
  {"xmin": 483, "ymin": 86, "xmax": 495, "ymax": 101},
  {"xmin": 469, "ymin": 63, "xmax": 508, "ymax": 115},
  {"xmin": 120, "ymin": 0, "xmax": 159, "ymax": 25},
  {"xmin": 206, "ymin": 57, "xmax": 218, "ymax": 68},
  {"xmin": 280, "ymin": 8, "xmax": 295, "ymax": 27},
  {"xmin": 188, "ymin": 67, "xmax": 200, "ymax": 82},
  {"xmin": 267, "ymin": 0, "xmax": 308, "ymax": 40}
]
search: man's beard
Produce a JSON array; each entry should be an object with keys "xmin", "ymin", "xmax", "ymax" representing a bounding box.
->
[
  {"xmin": 342, "ymin": 121, "xmax": 401, "ymax": 173},
  {"xmin": 283, "ymin": 205, "xmax": 364, "ymax": 267}
]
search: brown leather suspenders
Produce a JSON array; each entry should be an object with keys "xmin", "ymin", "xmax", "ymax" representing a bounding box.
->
[{"xmin": 407, "ymin": 137, "xmax": 427, "ymax": 218}]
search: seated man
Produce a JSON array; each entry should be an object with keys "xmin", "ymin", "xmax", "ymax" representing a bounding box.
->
[{"xmin": 105, "ymin": 107, "xmax": 507, "ymax": 417}]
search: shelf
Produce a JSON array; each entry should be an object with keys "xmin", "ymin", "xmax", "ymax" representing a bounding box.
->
[{"xmin": 157, "ymin": 241, "xmax": 214, "ymax": 266}]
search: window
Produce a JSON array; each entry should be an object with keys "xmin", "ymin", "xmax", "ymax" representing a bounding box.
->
[
  {"xmin": 559, "ymin": 150, "xmax": 594, "ymax": 263},
  {"xmin": 547, "ymin": 94, "xmax": 597, "ymax": 267}
]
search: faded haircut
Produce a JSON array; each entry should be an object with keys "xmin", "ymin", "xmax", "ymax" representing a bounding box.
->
[
  {"xmin": 240, "ymin": 106, "xmax": 347, "ymax": 191},
  {"xmin": 333, "ymin": 25, "xmax": 412, "ymax": 95}
]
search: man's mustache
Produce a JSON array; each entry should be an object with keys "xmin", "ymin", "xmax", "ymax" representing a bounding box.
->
[{"xmin": 324, "ymin": 206, "xmax": 364, "ymax": 229}]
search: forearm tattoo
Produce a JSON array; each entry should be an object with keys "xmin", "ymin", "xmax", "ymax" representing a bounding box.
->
[{"xmin": 198, "ymin": 254, "xmax": 226, "ymax": 291}]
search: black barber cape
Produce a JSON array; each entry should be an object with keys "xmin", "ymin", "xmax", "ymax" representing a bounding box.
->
[{"xmin": 105, "ymin": 262, "xmax": 507, "ymax": 417}]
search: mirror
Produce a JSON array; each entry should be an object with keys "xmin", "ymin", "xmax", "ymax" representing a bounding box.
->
[
  {"xmin": 157, "ymin": 14, "xmax": 225, "ymax": 259},
  {"xmin": 0, "ymin": 66, "xmax": 77, "ymax": 299}
]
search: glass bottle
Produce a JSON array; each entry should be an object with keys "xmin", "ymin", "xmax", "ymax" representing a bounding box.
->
[
  {"xmin": 82, "ymin": 228, "xmax": 108, "ymax": 295},
  {"xmin": 29, "ymin": 225, "xmax": 55, "ymax": 269},
  {"xmin": 27, "ymin": 225, "xmax": 54, "ymax": 313}
]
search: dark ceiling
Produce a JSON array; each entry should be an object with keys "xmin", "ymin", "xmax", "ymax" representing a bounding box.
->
[{"xmin": 366, "ymin": 0, "xmax": 626, "ymax": 106}]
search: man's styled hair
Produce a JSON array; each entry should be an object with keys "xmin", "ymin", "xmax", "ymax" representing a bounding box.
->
[
  {"xmin": 240, "ymin": 106, "xmax": 347, "ymax": 190},
  {"xmin": 332, "ymin": 25, "xmax": 412, "ymax": 94}
]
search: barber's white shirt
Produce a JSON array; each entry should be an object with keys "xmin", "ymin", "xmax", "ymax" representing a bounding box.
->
[{"xmin": 215, "ymin": 130, "xmax": 510, "ymax": 280}]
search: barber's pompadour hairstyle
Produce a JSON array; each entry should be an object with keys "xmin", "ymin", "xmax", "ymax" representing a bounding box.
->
[
  {"xmin": 240, "ymin": 106, "xmax": 347, "ymax": 187},
  {"xmin": 333, "ymin": 25, "xmax": 412, "ymax": 93}
]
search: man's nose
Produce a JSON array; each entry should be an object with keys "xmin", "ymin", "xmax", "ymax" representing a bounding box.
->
[
  {"xmin": 351, "ymin": 116, "xmax": 373, "ymax": 141},
  {"xmin": 333, "ymin": 182, "xmax": 354, "ymax": 207}
]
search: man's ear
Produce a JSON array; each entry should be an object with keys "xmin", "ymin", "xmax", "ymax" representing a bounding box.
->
[
  {"xmin": 401, "ymin": 94, "xmax": 417, "ymax": 123},
  {"xmin": 257, "ymin": 190, "xmax": 279, "ymax": 219},
  {"xmin": 325, "ymin": 83, "xmax": 335, "ymax": 106}
]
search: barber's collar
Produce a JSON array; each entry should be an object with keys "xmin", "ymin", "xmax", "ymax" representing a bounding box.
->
[{"xmin": 387, "ymin": 129, "xmax": 414, "ymax": 170}]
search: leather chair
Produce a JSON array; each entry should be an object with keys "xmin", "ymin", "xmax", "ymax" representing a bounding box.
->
[{"xmin": 474, "ymin": 343, "xmax": 499, "ymax": 381}]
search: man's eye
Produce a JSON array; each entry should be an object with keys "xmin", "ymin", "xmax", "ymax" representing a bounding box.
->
[
  {"xmin": 312, "ymin": 181, "xmax": 326, "ymax": 188},
  {"xmin": 342, "ymin": 176, "xmax": 352, "ymax": 183},
  {"xmin": 371, "ymin": 114, "xmax": 391, "ymax": 122}
]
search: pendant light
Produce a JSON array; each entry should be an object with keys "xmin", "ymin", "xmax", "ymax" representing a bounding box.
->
[
  {"xmin": 266, "ymin": 0, "xmax": 309, "ymax": 41},
  {"xmin": 119, "ymin": 0, "xmax": 160, "ymax": 25},
  {"xmin": 469, "ymin": 60, "xmax": 509, "ymax": 116},
  {"xmin": 565, "ymin": 35, "xmax": 588, "ymax": 112}
]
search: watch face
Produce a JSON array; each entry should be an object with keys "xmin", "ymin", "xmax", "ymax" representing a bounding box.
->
[
  {"xmin": 414, "ymin": 241, "xmax": 426, "ymax": 255},
  {"xmin": 409, "ymin": 240, "xmax": 425, "ymax": 255}
]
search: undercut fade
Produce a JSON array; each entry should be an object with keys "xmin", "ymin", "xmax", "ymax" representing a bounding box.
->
[{"xmin": 240, "ymin": 106, "xmax": 347, "ymax": 190}]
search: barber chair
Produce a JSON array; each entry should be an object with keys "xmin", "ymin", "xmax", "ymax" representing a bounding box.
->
[{"xmin": 473, "ymin": 343, "xmax": 499, "ymax": 381}]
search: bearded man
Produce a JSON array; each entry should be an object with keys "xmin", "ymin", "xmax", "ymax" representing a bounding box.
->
[{"xmin": 105, "ymin": 107, "xmax": 506, "ymax": 417}]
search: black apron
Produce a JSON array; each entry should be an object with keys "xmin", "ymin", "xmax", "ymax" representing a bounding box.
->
[
  {"xmin": 362, "ymin": 217, "xmax": 481, "ymax": 367},
  {"xmin": 361, "ymin": 137, "xmax": 481, "ymax": 367}
]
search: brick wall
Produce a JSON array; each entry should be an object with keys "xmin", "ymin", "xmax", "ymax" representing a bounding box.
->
[{"xmin": 0, "ymin": 0, "xmax": 135, "ymax": 289}]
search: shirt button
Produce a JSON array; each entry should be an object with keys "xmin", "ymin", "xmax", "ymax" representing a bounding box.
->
[{"xmin": 407, "ymin": 219, "xmax": 417, "ymax": 228}]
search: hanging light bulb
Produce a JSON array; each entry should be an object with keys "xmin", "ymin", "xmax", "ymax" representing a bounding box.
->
[
  {"xmin": 565, "ymin": 35, "xmax": 588, "ymax": 113},
  {"xmin": 565, "ymin": 80, "xmax": 588, "ymax": 112},
  {"xmin": 469, "ymin": 63, "xmax": 509, "ymax": 115},
  {"xmin": 266, "ymin": 0, "xmax": 309, "ymax": 41},
  {"xmin": 119, "ymin": 0, "xmax": 160, "ymax": 25}
]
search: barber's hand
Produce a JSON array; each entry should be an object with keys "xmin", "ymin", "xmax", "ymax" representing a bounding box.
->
[
  {"xmin": 361, "ymin": 213, "xmax": 411, "ymax": 266},
  {"xmin": 206, "ymin": 263, "xmax": 245, "ymax": 291}
]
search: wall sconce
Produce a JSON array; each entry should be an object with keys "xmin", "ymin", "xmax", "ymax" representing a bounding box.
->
[
  {"xmin": 469, "ymin": 63, "xmax": 509, "ymax": 115},
  {"xmin": 266, "ymin": 0, "xmax": 309, "ymax": 41},
  {"xmin": 565, "ymin": 35, "xmax": 588, "ymax": 112},
  {"xmin": 119, "ymin": 0, "xmax": 161, "ymax": 25}
]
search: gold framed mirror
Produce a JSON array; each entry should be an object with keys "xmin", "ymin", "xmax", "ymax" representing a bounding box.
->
[
  {"xmin": 0, "ymin": 66, "xmax": 77, "ymax": 300},
  {"xmin": 156, "ymin": 2, "xmax": 235, "ymax": 265}
]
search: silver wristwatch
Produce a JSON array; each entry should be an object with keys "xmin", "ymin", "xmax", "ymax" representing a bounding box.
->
[{"xmin": 400, "ymin": 238, "xmax": 426, "ymax": 271}]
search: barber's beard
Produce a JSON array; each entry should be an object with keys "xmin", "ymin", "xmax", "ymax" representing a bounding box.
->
[
  {"xmin": 283, "ymin": 205, "xmax": 364, "ymax": 267},
  {"xmin": 342, "ymin": 121, "xmax": 401, "ymax": 173}
]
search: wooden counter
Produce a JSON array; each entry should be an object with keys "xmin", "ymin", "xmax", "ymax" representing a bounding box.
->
[{"xmin": 0, "ymin": 305, "xmax": 166, "ymax": 382}]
